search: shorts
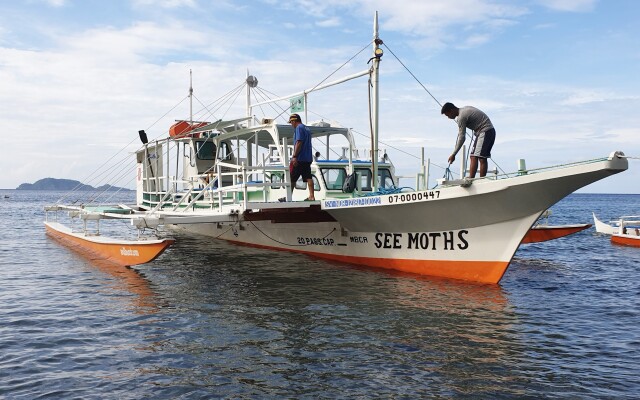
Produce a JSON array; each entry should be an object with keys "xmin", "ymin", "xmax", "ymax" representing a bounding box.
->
[
  {"xmin": 471, "ymin": 128, "xmax": 495, "ymax": 158},
  {"xmin": 290, "ymin": 161, "xmax": 312, "ymax": 183}
]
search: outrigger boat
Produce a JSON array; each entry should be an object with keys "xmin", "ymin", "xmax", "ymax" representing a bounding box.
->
[
  {"xmin": 593, "ymin": 213, "xmax": 640, "ymax": 247},
  {"xmin": 45, "ymin": 13, "xmax": 628, "ymax": 283}
]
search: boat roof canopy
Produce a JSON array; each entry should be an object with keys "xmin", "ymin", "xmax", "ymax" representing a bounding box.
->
[
  {"xmin": 148, "ymin": 117, "xmax": 355, "ymax": 152},
  {"xmin": 275, "ymin": 124, "xmax": 351, "ymax": 140},
  {"xmin": 193, "ymin": 116, "xmax": 253, "ymax": 134},
  {"xmin": 201, "ymin": 121, "xmax": 353, "ymax": 148}
]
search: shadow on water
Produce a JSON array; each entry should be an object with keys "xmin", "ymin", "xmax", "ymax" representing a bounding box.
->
[
  {"xmin": 126, "ymin": 231, "xmax": 533, "ymax": 398},
  {"xmin": 45, "ymin": 232, "xmax": 158, "ymax": 312}
]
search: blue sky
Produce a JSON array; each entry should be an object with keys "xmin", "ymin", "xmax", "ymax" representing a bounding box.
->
[{"xmin": 1, "ymin": 0, "xmax": 639, "ymax": 193}]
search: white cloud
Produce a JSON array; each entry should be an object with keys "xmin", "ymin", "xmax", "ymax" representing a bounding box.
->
[
  {"xmin": 0, "ymin": 0, "xmax": 638, "ymax": 193},
  {"xmin": 533, "ymin": 22, "xmax": 556, "ymax": 30},
  {"xmin": 43, "ymin": 0, "xmax": 67, "ymax": 7},
  {"xmin": 536, "ymin": 0, "xmax": 597, "ymax": 12},
  {"xmin": 559, "ymin": 90, "xmax": 610, "ymax": 106},
  {"xmin": 132, "ymin": 0, "xmax": 198, "ymax": 8},
  {"xmin": 460, "ymin": 33, "xmax": 492, "ymax": 48},
  {"xmin": 316, "ymin": 17, "xmax": 341, "ymax": 28},
  {"xmin": 604, "ymin": 128, "xmax": 640, "ymax": 144},
  {"xmin": 263, "ymin": 0, "xmax": 528, "ymax": 49}
]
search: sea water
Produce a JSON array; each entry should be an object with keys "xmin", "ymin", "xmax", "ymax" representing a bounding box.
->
[{"xmin": 1, "ymin": 190, "xmax": 639, "ymax": 399}]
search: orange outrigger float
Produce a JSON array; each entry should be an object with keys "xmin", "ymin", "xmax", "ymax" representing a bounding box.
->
[
  {"xmin": 44, "ymin": 221, "xmax": 173, "ymax": 267},
  {"xmin": 522, "ymin": 223, "xmax": 592, "ymax": 244},
  {"xmin": 521, "ymin": 210, "xmax": 592, "ymax": 244}
]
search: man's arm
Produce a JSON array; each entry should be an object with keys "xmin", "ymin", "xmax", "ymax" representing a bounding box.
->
[
  {"xmin": 448, "ymin": 120, "xmax": 467, "ymax": 163},
  {"xmin": 292, "ymin": 140, "xmax": 302, "ymax": 165}
]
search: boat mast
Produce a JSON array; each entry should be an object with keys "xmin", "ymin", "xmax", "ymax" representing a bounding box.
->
[{"xmin": 371, "ymin": 11, "xmax": 381, "ymax": 192}]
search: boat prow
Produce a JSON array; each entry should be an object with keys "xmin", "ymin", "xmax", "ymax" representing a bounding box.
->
[
  {"xmin": 593, "ymin": 213, "xmax": 618, "ymax": 234},
  {"xmin": 45, "ymin": 221, "xmax": 174, "ymax": 267}
]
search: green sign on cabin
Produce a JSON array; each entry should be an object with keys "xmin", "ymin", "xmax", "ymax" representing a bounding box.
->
[{"xmin": 290, "ymin": 95, "xmax": 305, "ymax": 113}]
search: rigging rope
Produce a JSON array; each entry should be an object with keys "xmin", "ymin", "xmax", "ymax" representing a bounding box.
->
[
  {"xmin": 357, "ymin": 187, "xmax": 413, "ymax": 196},
  {"xmin": 192, "ymin": 83, "xmax": 246, "ymax": 124},
  {"xmin": 56, "ymin": 95, "xmax": 190, "ymax": 205},
  {"xmin": 382, "ymin": 43, "xmax": 442, "ymax": 108},
  {"xmin": 382, "ymin": 42, "xmax": 508, "ymax": 178},
  {"xmin": 247, "ymin": 219, "xmax": 337, "ymax": 247},
  {"xmin": 269, "ymin": 40, "xmax": 375, "ymax": 123}
]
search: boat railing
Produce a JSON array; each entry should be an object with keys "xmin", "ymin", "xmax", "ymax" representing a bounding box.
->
[
  {"xmin": 499, "ymin": 156, "xmax": 614, "ymax": 178},
  {"xmin": 153, "ymin": 161, "xmax": 293, "ymax": 212},
  {"xmin": 437, "ymin": 155, "xmax": 618, "ymax": 188}
]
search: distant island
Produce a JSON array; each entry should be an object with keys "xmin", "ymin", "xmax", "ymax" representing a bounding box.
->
[{"xmin": 17, "ymin": 178, "xmax": 133, "ymax": 191}]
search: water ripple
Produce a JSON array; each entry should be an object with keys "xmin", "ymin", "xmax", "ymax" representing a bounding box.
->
[{"xmin": 1, "ymin": 191, "xmax": 640, "ymax": 398}]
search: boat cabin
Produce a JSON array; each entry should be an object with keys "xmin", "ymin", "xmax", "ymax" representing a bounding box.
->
[{"xmin": 135, "ymin": 117, "xmax": 397, "ymax": 209}]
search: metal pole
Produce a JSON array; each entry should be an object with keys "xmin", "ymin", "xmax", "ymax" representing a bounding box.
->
[
  {"xmin": 371, "ymin": 11, "xmax": 381, "ymax": 192},
  {"xmin": 282, "ymin": 138, "xmax": 292, "ymax": 201}
]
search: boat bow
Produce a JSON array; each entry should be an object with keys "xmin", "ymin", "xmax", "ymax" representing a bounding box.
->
[{"xmin": 323, "ymin": 152, "xmax": 628, "ymax": 233}]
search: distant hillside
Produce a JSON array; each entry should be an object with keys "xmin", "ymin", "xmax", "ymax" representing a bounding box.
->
[{"xmin": 17, "ymin": 178, "xmax": 132, "ymax": 191}]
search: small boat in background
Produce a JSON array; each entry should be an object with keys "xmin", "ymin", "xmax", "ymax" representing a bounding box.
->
[
  {"xmin": 593, "ymin": 213, "xmax": 640, "ymax": 247},
  {"xmin": 593, "ymin": 213, "xmax": 640, "ymax": 234},
  {"xmin": 522, "ymin": 210, "xmax": 591, "ymax": 244},
  {"xmin": 612, "ymin": 229, "xmax": 640, "ymax": 247}
]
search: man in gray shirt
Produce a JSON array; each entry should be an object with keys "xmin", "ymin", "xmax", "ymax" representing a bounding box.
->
[{"xmin": 441, "ymin": 102, "xmax": 496, "ymax": 178}]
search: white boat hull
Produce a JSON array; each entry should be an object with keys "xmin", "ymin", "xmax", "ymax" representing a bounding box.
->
[
  {"xmin": 160, "ymin": 154, "xmax": 627, "ymax": 283},
  {"xmin": 170, "ymin": 213, "xmax": 538, "ymax": 283}
]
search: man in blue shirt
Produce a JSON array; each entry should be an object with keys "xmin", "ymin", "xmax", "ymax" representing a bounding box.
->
[{"xmin": 288, "ymin": 113, "xmax": 315, "ymax": 201}]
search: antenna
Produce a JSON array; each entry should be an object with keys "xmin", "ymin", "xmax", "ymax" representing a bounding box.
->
[{"xmin": 189, "ymin": 69, "xmax": 193, "ymax": 127}]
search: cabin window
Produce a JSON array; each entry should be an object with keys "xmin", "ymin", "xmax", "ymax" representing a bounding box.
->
[
  {"xmin": 218, "ymin": 142, "xmax": 232, "ymax": 161},
  {"xmin": 195, "ymin": 141, "xmax": 216, "ymax": 160},
  {"xmin": 320, "ymin": 168, "xmax": 347, "ymax": 190},
  {"xmin": 267, "ymin": 171, "xmax": 285, "ymax": 188},
  {"xmin": 295, "ymin": 175, "xmax": 321, "ymax": 191},
  {"xmin": 378, "ymin": 169, "xmax": 395, "ymax": 189},
  {"xmin": 355, "ymin": 168, "xmax": 372, "ymax": 191}
]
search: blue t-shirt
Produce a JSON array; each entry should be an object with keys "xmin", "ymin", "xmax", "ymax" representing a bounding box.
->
[{"xmin": 294, "ymin": 124, "xmax": 313, "ymax": 162}]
